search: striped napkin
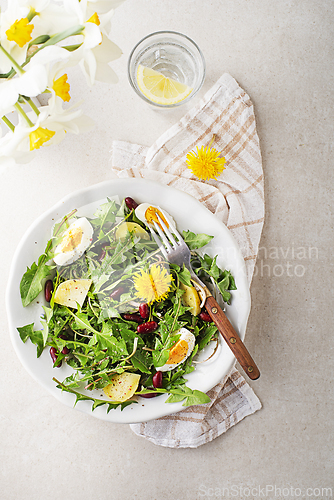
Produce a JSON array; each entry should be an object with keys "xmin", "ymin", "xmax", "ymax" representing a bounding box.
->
[{"xmin": 110, "ymin": 73, "xmax": 264, "ymax": 447}]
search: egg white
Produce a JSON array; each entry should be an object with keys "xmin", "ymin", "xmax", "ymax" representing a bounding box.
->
[
  {"xmin": 159, "ymin": 328, "xmax": 196, "ymax": 372},
  {"xmin": 135, "ymin": 203, "xmax": 175, "ymax": 228},
  {"xmin": 54, "ymin": 217, "xmax": 93, "ymax": 266}
]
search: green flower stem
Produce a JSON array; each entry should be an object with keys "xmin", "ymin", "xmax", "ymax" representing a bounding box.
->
[
  {"xmin": 27, "ymin": 8, "xmax": 37, "ymax": 22},
  {"xmin": 1, "ymin": 25, "xmax": 85, "ymax": 79},
  {"xmin": 23, "ymin": 25, "xmax": 85, "ymax": 67},
  {"xmin": 24, "ymin": 97, "xmax": 40, "ymax": 116},
  {"xmin": 62, "ymin": 43, "xmax": 83, "ymax": 52},
  {"xmin": 2, "ymin": 116, "xmax": 15, "ymax": 132},
  {"xmin": 14, "ymin": 102, "xmax": 34, "ymax": 127},
  {"xmin": 0, "ymin": 44, "xmax": 24, "ymax": 75},
  {"xmin": 208, "ymin": 134, "xmax": 216, "ymax": 148}
]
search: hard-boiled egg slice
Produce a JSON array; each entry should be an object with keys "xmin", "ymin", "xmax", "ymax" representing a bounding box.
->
[
  {"xmin": 54, "ymin": 217, "xmax": 93, "ymax": 266},
  {"xmin": 159, "ymin": 328, "xmax": 196, "ymax": 372},
  {"xmin": 135, "ymin": 203, "xmax": 175, "ymax": 229}
]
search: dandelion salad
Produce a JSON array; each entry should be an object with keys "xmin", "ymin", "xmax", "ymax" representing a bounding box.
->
[{"xmin": 17, "ymin": 196, "xmax": 237, "ymax": 412}]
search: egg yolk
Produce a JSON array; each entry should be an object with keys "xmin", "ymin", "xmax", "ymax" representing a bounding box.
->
[
  {"xmin": 145, "ymin": 206, "xmax": 169, "ymax": 229},
  {"xmin": 166, "ymin": 339, "xmax": 189, "ymax": 364},
  {"xmin": 60, "ymin": 227, "xmax": 83, "ymax": 253}
]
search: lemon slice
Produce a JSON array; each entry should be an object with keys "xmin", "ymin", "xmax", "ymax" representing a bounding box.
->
[{"xmin": 136, "ymin": 65, "xmax": 193, "ymax": 105}]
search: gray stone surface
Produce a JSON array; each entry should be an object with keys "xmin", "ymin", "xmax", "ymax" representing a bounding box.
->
[{"xmin": 1, "ymin": 0, "xmax": 333, "ymax": 498}]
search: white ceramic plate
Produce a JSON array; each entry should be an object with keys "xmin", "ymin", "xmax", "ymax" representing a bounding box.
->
[{"xmin": 6, "ymin": 178, "xmax": 251, "ymax": 424}]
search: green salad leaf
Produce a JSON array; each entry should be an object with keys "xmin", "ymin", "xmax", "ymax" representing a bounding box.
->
[
  {"xmin": 20, "ymin": 210, "xmax": 78, "ymax": 307},
  {"xmin": 165, "ymin": 386, "xmax": 211, "ymax": 406},
  {"xmin": 20, "ymin": 244, "xmax": 55, "ymax": 307},
  {"xmin": 137, "ymin": 385, "xmax": 211, "ymax": 406},
  {"xmin": 191, "ymin": 253, "xmax": 237, "ymax": 304},
  {"xmin": 182, "ymin": 230, "xmax": 214, "ymax": 250},
  {"xmin": 17, "ymin": 323, "xmax": 44, "ymax": 357}
]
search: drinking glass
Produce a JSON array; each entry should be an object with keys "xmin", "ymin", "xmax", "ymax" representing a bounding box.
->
[{"xmin": 128, "ymin": 31, "xmax": 206, "ymax": 108}]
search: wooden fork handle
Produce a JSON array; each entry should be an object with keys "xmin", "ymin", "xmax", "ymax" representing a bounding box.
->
[{"xmin": 205, "ymin": 296, "xmax": 260, "ymax": 380}]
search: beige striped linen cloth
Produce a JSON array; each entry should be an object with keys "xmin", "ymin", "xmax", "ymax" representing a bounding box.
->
[{"xmin": 110, "ymin": 73, "xmax": 264, "ymax": 448}]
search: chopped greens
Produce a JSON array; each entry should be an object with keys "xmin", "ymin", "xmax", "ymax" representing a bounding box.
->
[{"xmin": 18, "ymin": 197, "xmax": 236, "ymax": 412}]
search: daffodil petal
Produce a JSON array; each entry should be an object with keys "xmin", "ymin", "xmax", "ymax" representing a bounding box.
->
[
  {"xmin": 64, "ymin": 0, "xmax": 85, "ymax": 23},
  {"xmin": 87, "ymin": 0, "xmax": 125, "ymax": 14},
  {"xmin": 87, "ymin": 12, "xmax": 100, "ymax": 25},
  {"xmin": 0, "ymin": 82, "xmax": 19, "ymax": 115},
  {"xmin": 28, "ymin": 45, "xmax": 70, "ymax": 66},
  {"xmin": 29, "ymin": 126, "xmax": 55, "ymax": 150},
  {"xmin": 94, "ymin": 62, "xmax": 118, "ymax": 84},
  {"xmin": 17, "ymin": 0, "xmax": 50, "ymax": 10},
  {"xmin": 92, "ymin": 35, "xmax": 122, "ymax": 63},
  {"xmin": 83, "ymin": 21, "xmax": 102, "ymax": 49},
  {"xmin": 14, "ymin": 64, "xmax": 48, "ymax": 96},
  {"xmin": 80, "ymin": 50, "xmax": 97, "ymax": 86},
  {"xmin": 6, "ymin": 18, "xmax": 33, "ymax": 48}
]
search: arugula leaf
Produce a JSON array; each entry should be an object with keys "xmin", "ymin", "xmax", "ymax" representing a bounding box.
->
[
  {"xmin": 165, "ymin": 386, "xmax": 211, "ymax": 406},
  {"xmin": 208, "ymin": 256, "xmax": 220, "ymax": 280},
  {"xmin": 138, "ymin": 385, "xmax": 211, "ymax": 407},
  {"xmin": 66, "ymin": 309, "xmax": 99, "ymax": 334},
  {"xmin": 96, "ymin": 333, "xmax": 128, "ymax": 359},
  {"xmin": 40, "ymin": 306, "xmax": 53, "ymax": 345},
  {"xmin": 118, "ymin": 327, "xmax": 152, "ymax": 374},
  {"xmin": 153, "ymin": 348, "xmax": 170, "ymax": 368},
  {"xmin": 93, "ymin": 198, "xmax": 117, "ymax": 226},
  {"xmin": 177, "ymin": 265, "xmax": 192, "ymax": 287},
  {"xmin": 131, "ymin": 351, "xmax": 152, "ymax": 374},
  {"xmin": 182, "ymin": 230, "xmax": 214, "ymax": 250},
  {"xmin": 20, "ymin": 246, "xmax": 55, "ymax": 307},
  {"xmin": 198, "ymin": 324, "xmax": 218, "ymax": 351},
  {"xmin": 20, "ymin": 209, "xmax": 78, "ymax": 307},
  {"xmin": 17, "ymin": 324, "xmax": 44, "ymax": 357},
  {"xmin": 190, "ymin": 253, "xmax": 237, "ymax": 304},
  {"xmin": 91, "ymin": 198, "xmax": 117, "ymax": 239},
  {"xmin": 52, "ymin": 209, "xmax": 77, "ymax": 238}
]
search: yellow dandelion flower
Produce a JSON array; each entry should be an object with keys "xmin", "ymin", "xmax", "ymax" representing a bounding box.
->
[
  {"xmin": 53, "ymin": 74, "xmax": 71, "ymax": 102},
  {"xmin": 134, "ymin": 263, "xmax": 173, "ymax": 304},
  {"xmin": 87, "ymin": 12, "xmax": 100, "ymax": 25},
  {"xmin": 186, "ymin": 136, "xmax": 226, "ymax": 181},
  {"xmin": 6, "ymin": 18, "xmax": 34, "ymax": 48},
  {"xmin": 29, "ymin": 127, "xmax": 55, "ymax": 151}
]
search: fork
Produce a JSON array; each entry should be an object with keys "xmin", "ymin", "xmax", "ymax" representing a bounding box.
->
[{"xmin": 149, "ymin": 214, "xmax": 260, "ymax": 380}]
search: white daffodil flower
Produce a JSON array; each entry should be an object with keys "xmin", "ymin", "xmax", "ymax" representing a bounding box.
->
[
  {"xmin": 81, "ymin": 33, "xmax": 122, "ymax": 84},
  {"xmin": 16, "ymin": 0, "xmax": 51, "ymax": 10},
  {"xmin": 80, "ymin": 22, "xmax": 122, "ymax": 85},
  {"xmin": 0, "ymin": 0, "xmax": 61, "ymax": 71},
  {"xmin": 0, "ymin": 1, "xmax": 78, "ymax": 74},
  {"xmin": 0, "ymin": 45, "xmax": 71, "ymax": 117},
  {"xmin": 43, "ymin": 97, "xmax": 95, "ymax": 142},
  {"xmin": 86, "ymin": 0, "xmax": 126, "ymax": 15},
  {"xmin": 15, "ymin": 0, "xmax": 69, "ymax": 36},
  {"xmin": 0, "ymin": 0, "xmax": 123, "ymax": 164},
  {"xmin": 0, "ymin": 125, "xmax": 36, "ymax": 165},
  {"xmin": 0, "ymin": 1, "xmax": 34, "ymax": 73},
  {"xmin": 0, "ymin": 63, "xmax": 48, "ymax": 116},
  {"xmin": 56, "ymin": 0, "xmax": 122, "ymax": 85},
  {"xmin": 0, "ymin": 99, "xmax": 94, "ymax": 164},
  {"xmin": 25, "ymin": 44, "xmax": 70, "ymax": 67},
  {"xmin": 26, "ymin": 45, "xmax": 74, "ymax": 105}
]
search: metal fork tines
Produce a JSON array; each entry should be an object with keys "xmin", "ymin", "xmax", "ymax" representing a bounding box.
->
[{"xmin": 149, "ymin": 214, "xmax": 192, "ymax": 269}]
